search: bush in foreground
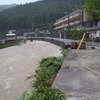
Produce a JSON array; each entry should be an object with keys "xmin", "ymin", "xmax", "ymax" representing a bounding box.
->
[
  {"xmin": 19, "ymin": 87, "xmax": 66, "ymax": 100},
  {"xmin": 19, "ymin": 49, "xmax": 68, "ymax": 100}
]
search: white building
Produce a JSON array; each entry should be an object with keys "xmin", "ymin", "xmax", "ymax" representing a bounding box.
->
[{"xmin": 6, "ymin": 30, "xmax": 16, "ymax": 40}]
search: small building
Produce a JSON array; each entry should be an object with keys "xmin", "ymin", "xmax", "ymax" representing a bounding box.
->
[
  {"xmin": 23, "ymin": 32, "xmax": 35, "ymax": 39},
  {"xmin": 86, "ymin": 21, "xmax": 100, "ymax": 38},
  {"xmin": 6, "ymin": 33, "xmax": 16, "ymax": 41}
]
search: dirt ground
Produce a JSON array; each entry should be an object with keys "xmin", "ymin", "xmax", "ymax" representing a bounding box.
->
[
  {"xmin": 0, "ymin": 40, "xmax": 62, "ymax": 100},
  {"xmin": 53, "ymin": 48, "xmax": 100, "ymax": 100}
]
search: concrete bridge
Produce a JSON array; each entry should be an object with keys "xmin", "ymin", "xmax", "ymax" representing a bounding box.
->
[{"xmin": 32, "ymin": 37, "xmax": 100, "ymax": 49}]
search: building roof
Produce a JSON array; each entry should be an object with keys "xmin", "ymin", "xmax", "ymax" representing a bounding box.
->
[
  {"xmin": 85, "ymin": 27, "xmax": 100, "ymax": 32},
  {"xmin": 6, "ymin": 33, "xmax": 16, "ymax": 36}
]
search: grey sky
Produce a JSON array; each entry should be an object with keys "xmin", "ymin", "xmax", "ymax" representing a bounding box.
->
[{"xmin": 0, "ymin": 0, "xmax": 38, "ymax": 5}]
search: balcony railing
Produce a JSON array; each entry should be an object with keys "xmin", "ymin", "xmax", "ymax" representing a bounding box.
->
[
  {"xmin": 85, "ymin": 26, "xmax": 100, "ymax": 31},
  {"xmin": 69, "ymin": 21, "xmax": 81, "ymax": 25},
  {"xmin": 54, "ymin": 13, "xmax": 81, "ymax": 25},
  {"xmin": 69, "ymin": 13, "xmax": 81, "ymax": 19},
  {"xmin": 54, "ymin": 20, "xmax": 81, "ymax": 30}
]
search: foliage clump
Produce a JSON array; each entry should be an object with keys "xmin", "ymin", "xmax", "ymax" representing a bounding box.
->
[
  {"xmin": 19, "ymin": 49, "xmax": 68, "ymax": 100},
  {"xmin": 0, "ymin": 40, "xmax": 23, "ymax": 49},
  {"xmin": 19, "ymin": 87, "xmax": 66, "ymax": 100},
  {"xmin": 65, "ymin": 29, "xmax": 84, "ymax": 40},
  {"xmin": 84, "ymin": 0, "xmax": 100, "ymax": 22}
]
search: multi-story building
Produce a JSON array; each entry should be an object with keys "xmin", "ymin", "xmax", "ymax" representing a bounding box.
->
[
  {"xmin": 54, "ymin": 9, "xmax": 100, "ymax": 39},
  {"xmin": 54, "ymin": 9, "xmax": 87, "ymax": 30}
]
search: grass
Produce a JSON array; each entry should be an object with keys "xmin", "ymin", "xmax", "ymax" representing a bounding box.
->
[{"xmin": 0, "ymin": 40, "xmax": 26, "ymax": 49}]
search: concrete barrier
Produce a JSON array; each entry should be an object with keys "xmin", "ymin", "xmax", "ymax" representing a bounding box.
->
[{"xmin": 33, "ymin": 37, "xmax": 66, "ymax": 48}]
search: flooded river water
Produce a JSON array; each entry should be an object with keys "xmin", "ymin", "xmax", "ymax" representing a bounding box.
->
[{"xmin": 0, "ymin": 41, "xmax": 61, "ymax": 100}]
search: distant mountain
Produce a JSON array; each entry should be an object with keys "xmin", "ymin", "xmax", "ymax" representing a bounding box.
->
[
  {"xmin": 0, "ymin": 0, "xmax": 86, "ymax": 37},
  {"xmin": 0, "ymin": 4, "xmax": 17, "ymax": 12}
]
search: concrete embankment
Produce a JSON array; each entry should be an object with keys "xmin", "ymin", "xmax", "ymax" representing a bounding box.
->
[
  {"xmin": 52, "ymin": 48, "xmax": 100, "ymax": 100},
  {"xmin": 33, "ymin": 37, "xmax": 72, "ymax": 49}
]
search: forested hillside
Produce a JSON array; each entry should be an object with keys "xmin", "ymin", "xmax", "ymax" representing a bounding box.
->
[
  {"xmin": 0, "ymin": 0, "xmax": 86, "ymax": 37},
  {"xmin": 0, "ymin": 4, "xmax": 17, "ymax": 12}
]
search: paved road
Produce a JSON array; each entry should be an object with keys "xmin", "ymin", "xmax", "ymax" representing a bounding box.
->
[
  {"xmin": 53, "ymin": 49, "xmax": 100, "ymax": 99},
  {"xmin": 0, "ymin": 40, "xmax": 61, "ymax": 100},
  {"xmin": 33, "ymin": 37, "xmax": 100, "ymax": 48},
  {"xmin": 52, "ymin": 38, "xmax": 100, "ymax": 48}
]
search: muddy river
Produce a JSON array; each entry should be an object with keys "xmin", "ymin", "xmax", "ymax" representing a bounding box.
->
[{"xmin": 0, "ymin": 41, "xmax": 61, "ymax": 100}]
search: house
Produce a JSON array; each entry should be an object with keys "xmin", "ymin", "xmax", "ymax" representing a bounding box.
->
[
  {"xmin": 6, "ymin": 30, "xmax": 17, "ymax": 41},
  {"xmin": 85, "ymin": 21, "xmax": 100, "ymax": 39},
  {"xmin": 6, "ymin": 33, "xmax": 16, "ymax": 41}
]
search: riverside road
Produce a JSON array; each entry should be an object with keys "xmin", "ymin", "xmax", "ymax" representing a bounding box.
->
[
  {"xmin": 50, "ymin": 38, "xmax": 100, "ymax": 48},
  {"xmin": 33, "ymin": 37, "xmax": 100, "ymax": 48}
]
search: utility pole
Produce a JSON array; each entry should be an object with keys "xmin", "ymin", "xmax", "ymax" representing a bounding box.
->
[
  {"xmin": 67, "ymin": 13, "xmax": 70, "ymax": 39},
  {"xmin": 68, "ymin": 13, "xmax": 69, "ymax": 31},
  {"xmin": 64, "ymin": 12, "xmax": 70, "ymax": 39},
  {"xmin": 32, "ymin": 23, "xmax": 34, "ymax": 31}
]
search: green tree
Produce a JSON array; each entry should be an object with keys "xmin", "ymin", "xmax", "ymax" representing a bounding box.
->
[
  {"xmin": 0, "ymin": 0, "xmax": 86, "ymax": 37},
  {"xmin": 84, "ymin": 0, "xmax": 100, "ymax": 21}
]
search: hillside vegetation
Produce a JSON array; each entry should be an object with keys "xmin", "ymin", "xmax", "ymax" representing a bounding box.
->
[
  {"xmin": 0, "ymin": 0, "xmax": 86, "ymax": 37},
  {"xmin": 0, "ymin": 4, "xmax": 17, "ymax": 12}
]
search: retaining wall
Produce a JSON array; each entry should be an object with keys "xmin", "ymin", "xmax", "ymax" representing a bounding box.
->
[{"xmin": 33, "ymin": 37, "xmax": 70, "ymax": 49}]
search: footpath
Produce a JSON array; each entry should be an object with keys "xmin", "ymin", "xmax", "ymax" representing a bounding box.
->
[{"xmin": 52, "ymin": 47, "xmax": 100, "ymax": 100}]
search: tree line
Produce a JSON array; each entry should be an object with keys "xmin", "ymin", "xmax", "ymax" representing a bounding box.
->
[{"xmin": 0, "ymin": 0, "xmax": 85, "ymax": 37}]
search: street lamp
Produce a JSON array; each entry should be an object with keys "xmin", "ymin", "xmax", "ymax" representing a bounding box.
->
[{"xmin": 64, "ymin": 12, "xmax": 70, "ymax": 39}]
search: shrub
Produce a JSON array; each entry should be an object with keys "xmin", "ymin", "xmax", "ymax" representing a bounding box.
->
[
  {"xmin": 84, "ymin": 38, "xmax": 92, "ymax": 42},
  {"xmin": 94, "ymin": 37, "xmax": 100, "ymax": 42},
  {"xmin": 62, "ymin": 49, "xmax": 68, "ymax": 58},
  {"xmin": 33, "ymin": 66, "xmax": 57, "ymax": 92},
  {"xmin": 31, "ymin": 87, "xmax": 66, "ymax": 100},
  {"xmin": 39, "ymin": 57, "xmax": 62, "ymax": 71},
  {"xmin": 0, "ymin": 40, "xmax": 22, "ymax": 49},
  {"xmin": 19, "ymin": 49, "xmax": 68, "ymax": 100},
  {"xmin": 91, "ymin": 46, "xmax": 95, "ymax": 49},
  {"xmin": 65, "ymin": 29, "xmax": 84, "ymax": 40},
  {"xmin": 19, "ymin": 88, "xmax": 66, "ymax": 100}
]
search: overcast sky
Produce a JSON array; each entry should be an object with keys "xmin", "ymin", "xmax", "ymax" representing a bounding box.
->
[{"xmin": 0, "ymin": 0, "xmax": 38, "ymax": 5}]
